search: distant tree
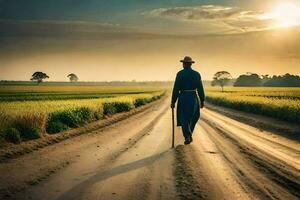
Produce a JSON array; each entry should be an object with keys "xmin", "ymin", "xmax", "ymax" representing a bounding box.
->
[
  {"xmin": 30, "ymin": 71, "xmax": 49, "ymax": 84},
  {"xmin": 234, "ymin": 73, "xmax": 262, "ymax": 87},
  {"xmin": 261, "ymin": 74, "xmax": 271, "ymax": 84},
  {"xmin": 264, "ymin": 73, "xmax": 300, "ymax": 87},
  {"xmin": 261, "ymin": 74, "xmax": 270, "ymax": 79},
  {"xmin": 67, "ymin": 73, "xmax": 78, "ymax": 82},
  {"xmin": 212, "ymin": 71, "xmax": 232, "ymax": 92}
]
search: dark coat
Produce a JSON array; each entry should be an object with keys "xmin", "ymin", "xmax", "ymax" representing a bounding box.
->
[{"xmin": 171, "ymin": 67, "xmax": 205, "ymax": 126}]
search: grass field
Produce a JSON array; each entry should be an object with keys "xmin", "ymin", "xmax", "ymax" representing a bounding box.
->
[
  {"xmin": 205, "ymin": 87, "xmax": 300, "ymax": 124},
  {"xmin": 0, "ymin": 85, "xmax": 166, "ymax": 145},
  {"xmin": 0, "ymin": 85, "xmax": 164, "ymax": 101}
]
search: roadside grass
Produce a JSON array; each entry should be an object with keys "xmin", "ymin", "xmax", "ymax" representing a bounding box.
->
[
  {"xmin": 103, "ymin": 102, "xmax": 134, "ymax": 115},
  {"xmin": 206, "ymin": 87, "xmax": 300, "ymax": 124},
  {"xmin": 3, "ymin": 128, "xmax": 21, "ymax": 144},
  {"xmin": 134, "ymin": 98, "xmax": 151, "ymax": 107},
  {"xmin": 14, "ymin": 114, "xmax": 46, "ymax": 139},
  {"xmin": 0, "ymin": 90, "xmax": 165, "ymax": 145}
]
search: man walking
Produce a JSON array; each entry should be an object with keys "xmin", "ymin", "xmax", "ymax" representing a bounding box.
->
[{"xmin": 171, "ymin": 56, "xmax": 205, "ymax": 145}]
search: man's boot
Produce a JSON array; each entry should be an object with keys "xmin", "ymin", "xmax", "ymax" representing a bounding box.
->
[{"xmin": 184, "ymin": 138, "xmax": 191, "ymax": 145}]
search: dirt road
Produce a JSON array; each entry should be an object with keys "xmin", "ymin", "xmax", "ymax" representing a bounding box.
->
[{"xmin": 1, "ymin": 98, "xmax": 299, "ymax": 200}]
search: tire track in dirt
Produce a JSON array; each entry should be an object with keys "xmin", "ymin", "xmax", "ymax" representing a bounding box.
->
[
  {"xmin": 203, "ymin": 109, "xmax": 300, "ymax": 163},
  {"xmin": 201, "ymin": 121, "xmax": 282, "ymax": 200},
  {"xmin": 200, "ymin": 109, "xmax": 300, "ymax": 200},
  {"xmin": 203, "ymin": 120, "xmax": 300, "ymax": 199}
]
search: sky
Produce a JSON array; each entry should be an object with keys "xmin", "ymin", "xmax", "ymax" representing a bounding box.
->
[{"xmin": 0, "ymin": 0, "xmax": 300, "ymax": 81}]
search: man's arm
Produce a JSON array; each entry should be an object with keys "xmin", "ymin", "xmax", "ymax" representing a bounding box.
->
[
  {"xmin": 197, "ymin": 73, "xmax": 205, "ymax": 108},
  {"xmin": 171, "ymin": 74, "xmax": 180, "ymax": 108}
]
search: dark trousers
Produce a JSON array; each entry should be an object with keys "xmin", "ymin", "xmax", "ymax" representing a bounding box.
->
[{"xmin": 181, "ymin": 111, "xmax": 200, "ymax": 140}]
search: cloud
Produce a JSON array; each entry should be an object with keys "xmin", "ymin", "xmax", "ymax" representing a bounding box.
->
[
  {"xmin": 0, "ymin": 19, "xmax": 189, "ymax": 56},
  {"xmin": 0, "ymin": 19, "xmax": 125, "ymax": 37},
  {"xmin": 0, "ymin": 19, "xmax": 184, "ymax": 40},
  {"xmin": 147, "ymin": 5, "xmax": 274, "ymax": 33}
]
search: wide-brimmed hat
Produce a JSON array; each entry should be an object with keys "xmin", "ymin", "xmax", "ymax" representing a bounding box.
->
[{"xmin": 180, "ymin": 56, "xmax": 195, "ymax": 63}]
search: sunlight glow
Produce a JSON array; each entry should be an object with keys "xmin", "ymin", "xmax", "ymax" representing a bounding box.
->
[{"xmin": 268, "ymin": 2, "xmax": 300, "ymax": 28}]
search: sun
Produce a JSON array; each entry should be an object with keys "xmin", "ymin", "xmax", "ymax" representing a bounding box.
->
[{"xmin": 269, "ymin": 2, "xmax": 300, "ymax": 28}]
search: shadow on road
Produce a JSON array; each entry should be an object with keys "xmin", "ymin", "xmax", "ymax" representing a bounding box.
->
[{"xmin": 56, "ymin": 149, "xmax": 173, "ymax": 200}]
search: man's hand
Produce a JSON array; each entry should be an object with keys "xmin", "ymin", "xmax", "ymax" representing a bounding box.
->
[
  {"xmin": 200, "ymin": 101, "xmax": 205, "ymax": 109},
  {"xmin": 171, "ymin": 103, "xmax": 175, "ymax": 109}
]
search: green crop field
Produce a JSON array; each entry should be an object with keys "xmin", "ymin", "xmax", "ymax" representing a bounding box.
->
[
  {"xmin": 0, "ymin": 85, "xmax": 166, "ymax": 145},
  {"xmin": 205, "ymin": 87, "xmax": 300, "ymax": 124},
  {"xmin": 0, "ymin": 85, "xmax": 164, "ymax": 101}
]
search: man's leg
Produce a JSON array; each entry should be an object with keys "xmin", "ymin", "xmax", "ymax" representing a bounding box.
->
[
  {"xmin": 181, "ymin": 119, "xmax": 192, "ymax": 143},
  {"xmin": 190, "ymin": 115, "xmax": 199, "ymax": 134},
  {"xmin": 191, "ymin": 108, "xmax": 200, "ymax": 135},
  {"xmin": 189, "ymin": 110, "xmax": 200, "ymax": 143}
]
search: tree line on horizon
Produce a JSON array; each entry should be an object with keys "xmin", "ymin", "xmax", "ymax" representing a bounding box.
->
[
  {"xmin": 30, "ymin": 72, "xmax": 78, "ymax": 84},
  {"xmin": 212, "ymin": 71, "xmax": 300, "ymax": 91},
  {"xmin": 19, "ymin": 71, "xmax": 300, "ymax": 88},
  {"xmin": 24, "ymin": 71, "xmax": 173, "ymax": 86}
]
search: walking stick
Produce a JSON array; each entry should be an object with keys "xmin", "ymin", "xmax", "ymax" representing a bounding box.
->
[{"xmin": 171, "ymin": 107, "xmax": 175, "ymax": 148}]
